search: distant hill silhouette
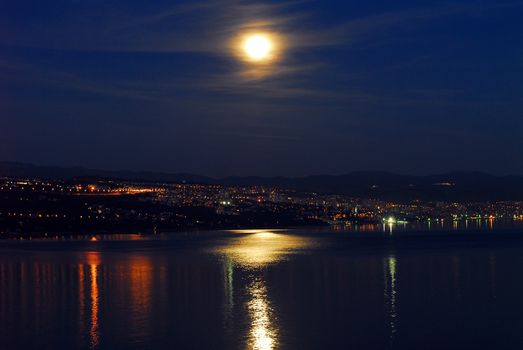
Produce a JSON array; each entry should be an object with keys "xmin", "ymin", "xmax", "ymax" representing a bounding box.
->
[
  {"xmin": 1, "ymin": 161, "xmax": 523, "ymax": 201},
  {"xmin": 0, "ymin": 161, "xmax": 213, "ymax": 184},
  {"xmin": 220, "ymin": 172, "xmax": 523, "ymax": 201}
]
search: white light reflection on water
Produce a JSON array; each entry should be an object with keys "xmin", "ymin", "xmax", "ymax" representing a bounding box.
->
[
  {"xmin": 384, "ymin": 255, "xmax": 398, "ymax": 344},
  {"xmin": 223, "ymin": 256, "xmax": 234, "ymax": 329},
  {"xmin": 218, "ymin": 230, "xmax": 312, "ymax": 268},
  {"xmin": 215, "ymin": 230, "xmax": 314, "ymax": 350},
  {"xmin": 247, "ymin": 278, "xmax": 277, "ymax": 350}
]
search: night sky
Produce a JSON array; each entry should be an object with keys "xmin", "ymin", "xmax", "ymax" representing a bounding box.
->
[{"xmin": 1, "ymin": 0, "xmax": 522, "ymax": 177}]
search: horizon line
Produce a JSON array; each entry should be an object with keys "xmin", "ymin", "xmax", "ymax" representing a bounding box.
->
[{"xmin": 1, "ymin": 160, "xmax": 521, "ymax": 179}]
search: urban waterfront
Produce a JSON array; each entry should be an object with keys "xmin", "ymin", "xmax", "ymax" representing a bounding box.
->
[
  {"xmin": 2, "ymin": 176, "xmax": 523, "ymax": 237},
  {"xmin": 2, "ymin": 224, "xmax": 523, "ymax": 350}
]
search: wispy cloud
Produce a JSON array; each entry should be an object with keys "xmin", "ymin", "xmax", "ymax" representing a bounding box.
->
[
  {"xmin": 2, "ymin": 0, "xmax": 521, "ymax": 100},
  {"xmin": 286, "ymin": 1, "xmax": 523, "ymax": 49},
  {"xmin": 0, "ymin": 60, "xmax": 158, "ymax": 101},
  {"xmin": 3, "ymin": 0, "xmax": 522, "ymax": 53}
]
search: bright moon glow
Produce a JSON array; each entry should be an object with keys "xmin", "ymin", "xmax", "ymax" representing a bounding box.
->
[{"xmin": 243, "ymin": 35, "xmax": 273, "ymax": 61}]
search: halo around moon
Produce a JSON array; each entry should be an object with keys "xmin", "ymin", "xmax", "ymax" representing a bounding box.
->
[{"xmin": 231, "ymin": 31, "xmax": 284, "ymax": 65}]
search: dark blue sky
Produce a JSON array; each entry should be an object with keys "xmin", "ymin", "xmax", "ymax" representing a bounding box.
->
[{"xmin": 1, "ymin": 0, "xmax": 522, "ymax": 176}]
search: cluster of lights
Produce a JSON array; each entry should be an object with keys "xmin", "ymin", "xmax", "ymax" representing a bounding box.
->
[{"xmin": 2, "ymin": 178, "xmax": 523, "ymax": 234}]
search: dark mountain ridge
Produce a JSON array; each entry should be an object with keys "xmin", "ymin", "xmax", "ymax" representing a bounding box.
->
[{"xmin": 1, "ymin": 161, "xmax": 522, "ymax": 201}]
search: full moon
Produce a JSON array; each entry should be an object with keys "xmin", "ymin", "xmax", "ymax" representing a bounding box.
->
[{"xmin": 243, "ymin": 34, "xmax": 273, "ymax": 61}]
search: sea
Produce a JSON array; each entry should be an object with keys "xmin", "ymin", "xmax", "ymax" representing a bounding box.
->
[{"xmin": 2, "ymin": 220, "xmax": 523, "ymax": 349}]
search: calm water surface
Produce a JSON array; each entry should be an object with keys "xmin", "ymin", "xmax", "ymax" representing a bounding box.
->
[{"xmin": 2, "ymin": 224, "xmax": 523, "ymax": 349}]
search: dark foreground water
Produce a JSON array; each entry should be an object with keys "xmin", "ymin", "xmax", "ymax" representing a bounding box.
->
[{"xmin": 2, "ymin": 225, "xmax": 523, "ymax": 349}]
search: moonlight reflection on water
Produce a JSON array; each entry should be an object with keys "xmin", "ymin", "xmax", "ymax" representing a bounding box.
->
[
  {"xmin": 2, "ymin": 227, "xmax": 523, "ymax": 350},
  {"xmin": 215, "ymin": 230, "xmax": 313, "ymax": 268},
  {"xmin": 214, "ymin": 230, "xmax": 314, "ymax": 350}
]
